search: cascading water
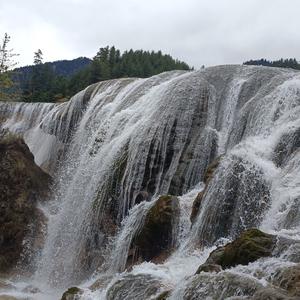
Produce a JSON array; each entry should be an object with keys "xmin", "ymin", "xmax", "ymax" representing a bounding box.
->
[{"xmin": 1, "ymin": 65, "xmax": 300, "ymax": 299}]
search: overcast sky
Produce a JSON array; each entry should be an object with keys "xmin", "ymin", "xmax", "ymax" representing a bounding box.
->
[{"xmin": 1, "ymin": 0, "xmax": 300, "ymax": 68}]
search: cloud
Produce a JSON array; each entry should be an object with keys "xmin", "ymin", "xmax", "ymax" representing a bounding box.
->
[{"xmin": 1, "ymin": 0, "xmax": 300, "ymax": 68}]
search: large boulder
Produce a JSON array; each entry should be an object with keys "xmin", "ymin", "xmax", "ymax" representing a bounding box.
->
[
  {"xmin": 127, "ymin": 195, "xmax": 179, "ymax": 266},
  {"xmin": 0, "ymin": 135, "xmax": 51, "ymax": 272},
  {"xmin": 198, "ymin": 229, "xmax": 276, "ymax": 271}
]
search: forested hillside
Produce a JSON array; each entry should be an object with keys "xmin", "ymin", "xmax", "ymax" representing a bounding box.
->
[
  {"xmin": 12, "ymin": 47, "xmax": 191, "ymax": 103},
  {"xmin": 15, "ymin": 57, "xmax": 91, "ymax": 88},
  {"xmin": 244, "ymin": 58, "xmax": 300, "ymax": 70}
]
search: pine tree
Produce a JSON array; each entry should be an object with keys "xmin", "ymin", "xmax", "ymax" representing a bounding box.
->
[{"xmin": 33, "ymin": 49, "xmax": 43, "ymax": 65}]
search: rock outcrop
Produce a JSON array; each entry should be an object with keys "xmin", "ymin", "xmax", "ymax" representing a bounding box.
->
[
  {"xmin": 0, "ymin": 135, "xmax": 51, "ymax": 272},
  {"xmin": 127, "ymin": 195, "xmax": 179, "ymax": 266}
]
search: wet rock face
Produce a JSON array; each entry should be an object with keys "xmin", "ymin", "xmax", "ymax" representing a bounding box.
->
[
  {"xmin": 106, "ymin": 274, "xmax": 164, "ymax": 300},
  {"xmin": 0, "ymin": 136, "xmax": 51, "ymax": 272},
  {"xmin": 201, "ymin": 229, "xmax": 276, "ymax": 270},
  {"xmin": 193, "ymin": 155, "xmax": 272, "ymax": 245},
  {"xmin": 273, "ymin": 127, "xmax": 300, "ymax": 167},
  {"xmin": 127, "ymin": 195, "xmax": 179, "ymax": 266},
  {"xmin": 190, "ymin": 156, "xmax": 222, "ymax": 223},
  {"xmin": 182, "ymin": 272, "xmax": 263, "ymax": 300}
]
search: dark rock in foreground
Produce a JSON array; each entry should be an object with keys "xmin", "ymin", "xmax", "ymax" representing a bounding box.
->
[
  {"xmin": 127, "ymin": 195, "xmax": 179, "ymax": 267},
  {"xmin": 198, "ymin": 229, "xmax": 276, "ymax": 272},
  {"xmin": 0, "ymin": 136, "xmax": 51, "ymax": 273}
]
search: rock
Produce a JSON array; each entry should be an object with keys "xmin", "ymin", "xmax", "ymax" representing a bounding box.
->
[
  {"xmin": 202, "ymin": 229, "xmax": 276, "ymax": 269},
  {"xmin": 0, "ymin": 136, "xmax": 51, "ymax": 273},
  {"xmin": 127, "ymin": 195, "xmax": 180, "ymax": 266},
  {"xmin": 272, "ymin": 265, "xmax": 300, "ymax": 297},
  {"xmin": 155, "ymin": 290, "xmax": 171, "ymax": 300},
  {"xmin": 190, "ymin": 191, "xmax": 204, "ymax": 224},
  {"xmin": 273, "ymin": 127, "xmax": 300, "ymax": 167},
  {"xmin": 106, "ymin": 274, "xmax": 164, "ymax": 300},
  {"xmin": 195, "ymin": 263, "xmax": 222, "ymax": 274},
  {"xmin": 190, "ymin": 156, "xmax": 222, "ymax": 223},
  {"xmin": 61, "ymin": 287, "xmax": 83, "ymax": 300},
  {"xmin": 252, "ymin": 287, "xmax": 295, "ymax": 300},
  {"xmin": 202, "ymin": 156, "xmax": 222, "ymax": 184},
  {"xmin": 182, "ymin": 272, "xmax": 262, "ymax": 299}
]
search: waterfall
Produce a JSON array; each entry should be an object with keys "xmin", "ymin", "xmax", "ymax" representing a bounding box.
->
[{"xmin": 1, "ymin": 65, "xmax": 300, "ymax": 299}]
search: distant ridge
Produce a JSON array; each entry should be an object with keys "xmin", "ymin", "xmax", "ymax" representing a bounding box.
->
[{"xmin": 14, "ymin": 57, "xmax": 92, "ymax": 89}]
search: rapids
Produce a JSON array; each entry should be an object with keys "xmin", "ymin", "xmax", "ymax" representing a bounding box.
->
[{"xmin": 0, "ymin": 65, "xmax": 300, "ymax": 299}]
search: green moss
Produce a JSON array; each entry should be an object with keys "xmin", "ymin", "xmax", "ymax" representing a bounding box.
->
[
  {"xmin": 206, "ymin": 229, "xmax": 275, "ymax": 269},
  {"xmin": 61, "ymin": 287, "xmax": 82, "ymax": 300}
]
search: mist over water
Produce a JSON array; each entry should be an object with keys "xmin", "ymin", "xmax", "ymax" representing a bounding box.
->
[{"xmin": 1, "ymin": 65, "xmax": 300, "ymax": 299}]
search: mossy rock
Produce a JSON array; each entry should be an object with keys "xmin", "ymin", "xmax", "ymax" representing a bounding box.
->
[
  {"xmin": 61, "ymin": 287, "xmax": 83, "ymax": 300},
  {"xmin": 204, "ymin": 229, "xmax": 276, "ymax": 269},
  {"xmin": 155, "ymin": 290, "xmax": 171, "ymax": 300},
  {"xmin": 127, "ymin": 195, "xmax": 179, "ymax": 265}
]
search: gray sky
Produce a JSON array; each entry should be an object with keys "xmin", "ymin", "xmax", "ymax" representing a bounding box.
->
[{"xmin": 1, "ymin": 0, "xmax": 300, "ymax": 68}]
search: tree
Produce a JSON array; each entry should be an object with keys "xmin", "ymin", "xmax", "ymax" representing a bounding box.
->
[
  {"xmin": 33, "ymin": 49, "xmax": 43, "ymax": 65},
  {"xmin": 0, "ymin": 33, "xmax": 19, "ymax": 101}
]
